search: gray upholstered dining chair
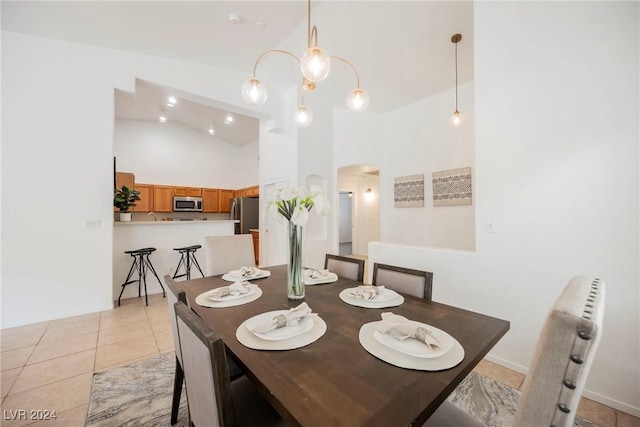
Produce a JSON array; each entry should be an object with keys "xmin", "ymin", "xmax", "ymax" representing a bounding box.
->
[
  {"xmin": 423, "ymin": 276, "xmax": 606, "ymax": 427},
  {"xmin": 324, "ymin": 254, "xmax": 365, "ymax": 282},
  {"xmin": 371, "ymin": 263, "xmax": 433, "ymax": 300},
  {"xmin": 204, "ymin": 234, "xmax": 256, "ymax": 276},
  {"xmin": 174, "ymin": 301, "xmax": 287, "ymax": 427},
  {"xmin": 163, "ymin": 275, "xmax": 188, "ymax": 425}
]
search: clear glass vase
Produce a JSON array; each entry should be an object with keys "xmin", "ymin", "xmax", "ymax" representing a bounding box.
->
[{"xmin": 287, "ymin": 222, "xmax": 305, "ymax": 300}]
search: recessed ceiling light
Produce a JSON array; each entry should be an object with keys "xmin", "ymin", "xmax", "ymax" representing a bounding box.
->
[
  {"xmin": 224, "ymin": 114, "xmax": 234, "ymax": 124},
  {"xmin": 159, "ymin": 112, "xmax": 167, "ymax": 123},
  {"xmin": 255, "ymin": 21, "xmax": 267, "ymax": 30},
  {"xmin": 209, "ymin": 126, "xmax": 215, "ymax": 135},
  {"xmin": 167, "ymin": 96, "xmax": 177, "ymax": 107},
  {"xmin": 228, "ymin": 13, "xmax": 240, "ymax": 24}
]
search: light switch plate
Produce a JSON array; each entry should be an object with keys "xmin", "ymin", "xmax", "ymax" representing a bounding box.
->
[
  {"xmin": 85, "ymin": 219, "xmax": 102, "ymax": 229},
  {"xmin": 485, "ymin": 220, "xmax": 495, "ymax": 233}
]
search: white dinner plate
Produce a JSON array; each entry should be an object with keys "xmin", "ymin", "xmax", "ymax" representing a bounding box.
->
[
  {"xmin": 359, "ymin": 321, "xmax": 464, "ymax": 371},
  {"xmin": 339, "ymin": 288, "xmax": 404, "ymax": 309},
  {"xmin": 222, "ymin": 269, "xmax": 271, "ymax": 282},
  {"xmin": 195, "ymin": 285, "xmax": 262, "ymax": 308},
  {"xmin": 347, "ymin": 287, "xmax": 397, "ymax": 302},
  {"xmin": 207, "ymin": 286, "xmax": 256, "ymax": 302},
  {"xmin": 372, "ymin": 321, "xmax": 455, "ymax": 358},
  {"xmin": 236, "ymin": 315, "xmax": 327, "ymax": 351},
  {"xmin": 304, "ymin": 270, "xmax": 339, "ymax": 285},
  {"xmin": 245, "ymin": 310, "xmax": 315, "ymax": 341}
]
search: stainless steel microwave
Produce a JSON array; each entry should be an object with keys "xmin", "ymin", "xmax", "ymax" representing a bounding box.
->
[{"xmin": 173, "ymin": 196, "xmax": 202, "ymax": 212}]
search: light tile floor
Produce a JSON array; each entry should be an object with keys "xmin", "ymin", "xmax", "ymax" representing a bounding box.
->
[{"xmin": 1, "ymin": 294, "xmax": 637, "ymax": 427}]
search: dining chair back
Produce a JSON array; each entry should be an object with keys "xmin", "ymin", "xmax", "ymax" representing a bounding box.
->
[
  {"xmin": 174, "ymin": 301, "xmax": 286, "ymax": 427},
  {"xmin": 372, "ymin": 263, "xmax": 432, "ymax": 300},
  {"xmin": 324, "ymin": 254, "xmax": 365, "ymax": 282},
  {"xmin": 204, "ymin": 235, "xmax": 256, "ymax": 276},
  {"xmin": 164, "ymin": 275, "xmax": 187, "ymax": 425},
  {"xmin": 423, "ymin": 276, "xmax": 606, "ymax": 427}
]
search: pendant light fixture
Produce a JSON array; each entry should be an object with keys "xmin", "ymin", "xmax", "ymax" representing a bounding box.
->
[
  {"xmin": 449, "ymin": 33, "xmax": 463, "ymax": 127},
  {"xmin": 241, "ymin": 0, "xmax": 369, "ymax": 127}
]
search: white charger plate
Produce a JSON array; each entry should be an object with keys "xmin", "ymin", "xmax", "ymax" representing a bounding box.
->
[
  {"xmin": 222, "ymin": 269, "xmax": 271, "ymax": 282},
  {"xmin": 208, "ymin": 286, "xmax": 256, "ymax": 302},
  {"xmin": 359, "ymin": 321, "xmax": 464, "ymax": 371},
  {"xmin": 245, "ymin": 310, "xmax": 315, "ymax": 341},
  {"xmin": 304, "ymin": 271, "xmax": 339, "ymax": 285},
  {"xmin": 236, "ymin": 316, "xmax": 327, "ymax": 350},
  {"xmin": 339, "ymin": 288, "xmax": 404, "ymax": 309},
  {"xmin": 195, "ymin": 284, "xmax": 262, "ymax": 308},
  {"xmin": 372, "ymin": 321, "xmax": 455, "ymax": 359}
]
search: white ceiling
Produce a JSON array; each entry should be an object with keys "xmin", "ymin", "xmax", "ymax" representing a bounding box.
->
[{"xmin": 2, "ymin": 1, "xmax": 474, "ymax": 144}]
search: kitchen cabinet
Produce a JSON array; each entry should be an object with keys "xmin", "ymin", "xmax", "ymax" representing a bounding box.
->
[
  {"xmin": 174, "ymin": 186, "xmax": 202, "ymax": 197},
  {"xmin": 219, "ymin": 189, "xmax": 234, "ymax": 213},
  {"xmin": 153, "ymin": 185, "xmax": 174, "ymax": 212},
  {"xmin": 115, "ymin": 172, "xmax": 135, "ymax": 190},
  {"xmin": 132, "ymin": 184, "xmax": 153, "ymax": 212},
  {"xmin": 234, "ymin": 189, "xmax": 247, "ymax": 198},
  {"xmin": 202, "ymin": 188, "xmax": 221, "ymax": 213},
  {"xmin": 246, "ymin": 186, "xmax": 259, "ymax": 197},
  {"xmin": 250, "ymin": 229, "xmax": 259, "ymax": 265}
]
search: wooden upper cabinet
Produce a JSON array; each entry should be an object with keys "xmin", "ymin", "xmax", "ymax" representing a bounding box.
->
[
  {"xmin": 115, "ymin": 172, "xmax": 135, "ymax": 190},
  {"xmin": 246, "ymin": 185, "xmax": 260, "ymax": 197},
  {"xmin": 174, "ymin": 186, "xmax": 202, "ymax": 197},
  {"xmin": 219, "ymin": 189, "xmax": 234, "ymax": 213},
  {"xmin": 202, "ymin": 188, "xmax": 221, "ymax": 213},
  {"xmin": 132, "ymin": 184, "xmax": 153, "ymax": 212},
  {"xmin": 153, "ymin": 185, "xmax": 174, "ymax": 212}
]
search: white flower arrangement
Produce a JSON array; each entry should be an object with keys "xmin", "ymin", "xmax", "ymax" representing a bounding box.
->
[{"xmin": 265, "ymin": 185, "xmax": 330, "ymax": 227}]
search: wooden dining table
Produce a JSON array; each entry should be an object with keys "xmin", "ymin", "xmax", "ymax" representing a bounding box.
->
[{"xmin": 181, "ymin": 265, "xmax": 510, "ymax": 427}]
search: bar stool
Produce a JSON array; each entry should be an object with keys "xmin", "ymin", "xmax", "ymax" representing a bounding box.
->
[
  {"xmin": 118, "ymin": 247, "xmax": 165, "ymax": 306},
  {"xmin": 172, "ymin": 244, "xmax": 204, "ymax": 280}
]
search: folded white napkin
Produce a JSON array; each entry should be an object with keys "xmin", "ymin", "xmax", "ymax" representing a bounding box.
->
[
  {"xmin": 350, "ymin": 285, "xmax": 385, "ymax": 300},
  {"xmin": 240, "ymin": 266, "xmax": 258, "ymax": 277},
  {"xmin": 251, "ymin": 302, "xmax": 316, "ymax": 334},
  {"xmin": 375, "ymin": 313, "xmax": 441, "ymax": 350},
  {"xmin": 305, "ymin": 269, "xmax": 330, "ymax": 279},
  {"xmin": 208, "ymin": 281, "xmax": 250, "ymax": 299}
]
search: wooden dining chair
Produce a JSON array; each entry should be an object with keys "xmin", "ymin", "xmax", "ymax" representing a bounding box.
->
[
  {"xmin": 163, "ymin": 275, "xmax": 188, "ymax": 425},
  {"xmin": 423, "ymin": 276, "xmax": 606, "ymax": 427},
  {"xmin": 324, "ymin": 254, "xmax": 365, "ymax": 282},
  {"xmin": 204, "ymin": 234, "xmax": 256, "ymax": 276},
  {"xmin": 371, "ymin": 263, "xmax": 433, "ymax": 300},
  {"xmin": 174, "ymin": 301, "xmax": 287, "ymax": 427}
]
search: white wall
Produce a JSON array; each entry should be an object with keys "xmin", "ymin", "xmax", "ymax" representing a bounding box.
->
[
  {"xmin": 338, "ymin": 193, "xmax": 352, "ymax": 243},
  {"xmin": 366, "ymin": 2, "xmax": 639, "ymax": 416},
  {"xmin": 114, "ymin": 120, "xmax": 258, "ymax": 189},
  {"xmin": 1, "ymin": 31, "xmax": 285, "ymax": 328}
]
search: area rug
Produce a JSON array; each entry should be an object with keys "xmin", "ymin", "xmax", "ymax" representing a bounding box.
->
[{"xmin": 87, "ymin": 354, "xmax": 600, "ymax": 427}]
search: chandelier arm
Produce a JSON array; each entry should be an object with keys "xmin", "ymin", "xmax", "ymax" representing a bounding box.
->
[
  {"xmin": 310, "ymin": 26, "xmax": 318, "ymax": 47},
  {"xmin": 252, "ymin": 49, "xmax": 301, "ymax": 77},
  {"xmin": 330, "ymin": 56, "xmax": 361, "ymax": 88},
  {"xmin": 307, "ymin": 0, "xmax": 312, "ymax": 47}
]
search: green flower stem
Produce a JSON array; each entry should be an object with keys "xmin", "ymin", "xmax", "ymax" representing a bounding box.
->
[{"xmin": 287, "ymin": 222, "xmax": 305, "ymax": 300}]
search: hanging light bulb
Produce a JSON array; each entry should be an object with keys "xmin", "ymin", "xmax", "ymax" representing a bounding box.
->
[
  {"xmin": 293, "ymin": 105, "xmax": 313, "ymax": 128},
  {"xmin": 346, "ymin": 88, "xmax": 370, "ymax": 112},
  {"xmin": 450, "ymin": 33, "xmax": 463, "ymax": 127},
  {"xmin": 300, "ymin": 46, "xmax": 331, "ymax": 82},
  {"xmin": 241, "ymin": 78, "xmax": 268, "ymax": 105}
]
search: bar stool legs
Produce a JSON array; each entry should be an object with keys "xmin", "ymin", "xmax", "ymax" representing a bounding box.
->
[
  {"xmin": 172, "ymin": 245, "xmax": 204, "ymax": 280},
  {"xmin": 118, "ymin": 247, "xmax": 165, "ymax": 306}
]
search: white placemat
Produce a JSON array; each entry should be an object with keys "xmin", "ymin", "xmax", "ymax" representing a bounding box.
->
[
  {"xmin": 359, "ymin": 321, "xmax": 464, "ymax": 371},
  {"xmin": 304, "ymin": 271, "xmax": 339, "ymax": 285},
  {"xmin": 222, "ymin": 269, "xmax": 271, "ymax": 282},
  {"xmin": 339, "ymin": 287, "xmax": 404, "ymax": 308},
  {"xmin": 195, "ymin": 284, "xmax": 262, "ymax": 308},
  {"xmin": 236, "ymin": 315, "xmax": 327, "ymax": 350}
]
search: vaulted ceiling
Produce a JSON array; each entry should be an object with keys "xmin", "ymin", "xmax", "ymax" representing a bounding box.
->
[{"xmin": 2, "ymin": 1, "xmax": 474, "ymax": 145}]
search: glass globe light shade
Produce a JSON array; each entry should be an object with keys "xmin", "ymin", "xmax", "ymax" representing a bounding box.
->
[
  {"xmin": 241, "ymin": 78, "xmax": 268, "ymax": 106},
  {"xmin": 346, "ymin": 88, "xmax": 370, "ymax": 112},
  {"xmin": 449, "ymin": 110, "xmax": 464, "ymax": 127},
  {"xmin": 293, "ymin": 105, "xmax": 313, "ymax": 128},
  {"xmin": 300, "ymin": 47, "xmax": 331, "ymax": 82}
]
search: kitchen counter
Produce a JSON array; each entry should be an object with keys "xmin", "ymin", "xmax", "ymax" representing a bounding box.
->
[
  {"xmin": 113, "ymin": 219, "xmax": 236, "ymax": 302},
  {"xmin": 114, "ymin": 220, "xmax": 238, "ymax": 226}
]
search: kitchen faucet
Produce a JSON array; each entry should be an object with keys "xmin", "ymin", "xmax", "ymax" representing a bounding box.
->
[{"xmin": 147, "ymin": 212, "xmax": 157, "ymax": 221}]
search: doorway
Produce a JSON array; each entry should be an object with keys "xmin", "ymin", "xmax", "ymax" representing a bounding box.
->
[{"xmin": 338, "ymin": 192, "xmax": 353, "ymax": 255}]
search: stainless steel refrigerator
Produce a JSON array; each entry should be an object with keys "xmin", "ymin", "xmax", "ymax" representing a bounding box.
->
[{"xmin": 230, "ymin": 197, "xmax": 259, "ymax": 234}]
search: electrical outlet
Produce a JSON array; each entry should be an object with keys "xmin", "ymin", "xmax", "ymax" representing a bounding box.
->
[
  {"xmin": 485, "ymin": 220, "xmax": 495, "ymax": 233},
  {"xmin": 84, "ymin": 219, "xmax": 102, "ymax": 229}
]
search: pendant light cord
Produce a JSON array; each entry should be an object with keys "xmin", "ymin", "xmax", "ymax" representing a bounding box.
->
[{"xmin": 454, "ymin": 39, "xmax": 458, "ymax": 111}]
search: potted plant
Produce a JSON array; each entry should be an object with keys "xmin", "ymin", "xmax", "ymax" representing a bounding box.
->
[{"xmin": 114, "ymin": 185, "xmax": 141, "ymax": 222}]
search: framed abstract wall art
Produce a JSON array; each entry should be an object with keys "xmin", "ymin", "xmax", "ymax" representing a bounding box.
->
[
  {"xmin": 432, "ymin": 167, "xmax": 472, "ymax": 206},
  {"xmin": 394, "ymin": 174, "xmax": 425, "ymax": 208}
]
